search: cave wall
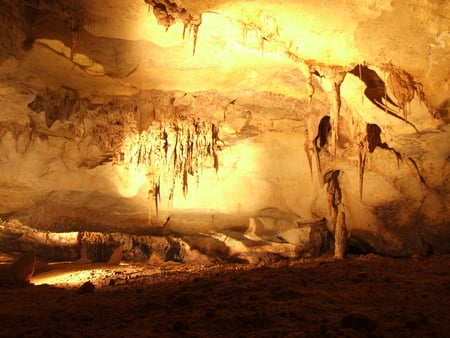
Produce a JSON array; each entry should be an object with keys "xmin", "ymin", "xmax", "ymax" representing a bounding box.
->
[{"xmin": 0, "ymin": 0, "xmax": 449, "ymax": 257}]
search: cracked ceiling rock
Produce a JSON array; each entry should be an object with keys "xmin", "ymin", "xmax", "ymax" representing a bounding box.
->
[{"xmin": 37, "ymin": 39, "xmax": 105, "ymax": 76}]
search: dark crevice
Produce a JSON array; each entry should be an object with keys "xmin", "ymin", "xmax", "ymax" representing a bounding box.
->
[
  {"xmin": 366, "ymin": 123, "xmax": 402, "ymax": 160},
  {"xmin": 314, "ymin": 116, "xmax": 331, "ymax": 150},
  {"xmin": 366, "ymin": 123, "xmax": 382, "ymax": 153},
  {"xmin": 311, "ymin": 116, "xmax": 332, "ymax": 184},
  {"xmin": 359, "ymin": 123, "xmax": 403, "ymax": 199},
  {"xmin": 347, "ymin": 242, "xmax": 375, "ymax": 255}
]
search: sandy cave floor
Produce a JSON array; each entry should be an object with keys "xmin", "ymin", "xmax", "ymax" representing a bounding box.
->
[{"xmin": 1, "ymin": 254, "xmax": 450, "ymax": 338}]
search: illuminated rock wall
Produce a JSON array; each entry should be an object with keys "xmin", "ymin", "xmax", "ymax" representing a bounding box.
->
[{"xmin": 0, "ymin": 0, "xmax": 449, "ymax": 257}]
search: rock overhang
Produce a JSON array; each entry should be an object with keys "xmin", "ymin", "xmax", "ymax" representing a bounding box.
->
[{"xmin": 0, "ymin": 0, "xmax": 449, "ymax": 260}]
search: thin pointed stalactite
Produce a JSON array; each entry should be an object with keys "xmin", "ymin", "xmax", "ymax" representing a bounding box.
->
[
  {"xmin": 259, "ymin": 36, "xmax": 265, "ymax": 55},
  {"xmin": 242, "ymin": 24, "xmax": 249, "ymax": 44},
  {"xmin": 211, "ymin": 123, "xmax": 220, "ymax": 172},
  {"xmin": 191, "ymin": 14, "xmax": 202, "ymax": 56},
  {"xmin": 183, "ymin": 23, "xmax": 188, "ymax": 39},
  {"xmin": 304, "ymin": 129, "xmax": 314, "ymax": 179},
  {"xmin": 349, "ymin": 65, "xmax": 420, "ymax": 133},
  {"xmin": 330, "ymin": 71, "xmax": 347, "ymax": 163},
  {"xmin": 154, "ymin": 181, "xmax": 161, "ymax": 217},
  {"xmin": 358, "ymin": 63, "xmax": 365, "ymax": 105},
  {"xmin": 358, "ymin": 135, "xmax": 367, "ymax": 201},
  {"xmin": 382, "ymin": 63, "xmax": 416, "ymax": 122},
  {"xmin": 180, "ymin": 9, "xmax": 192, "ymax": 40}
]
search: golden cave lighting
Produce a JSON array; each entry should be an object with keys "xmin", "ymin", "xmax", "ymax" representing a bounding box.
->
[
  {"xmin": 32, "ymin": 267, "xmax": 99, "ymax": 286},
  {"xmin": 115, "ymin": 119, "xmax": 220, "ymax": 215}
]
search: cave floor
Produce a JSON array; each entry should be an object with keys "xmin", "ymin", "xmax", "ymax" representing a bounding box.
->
[{"xmin": 1, "ymin": 254, "xmax": 449, "ymax": 337}]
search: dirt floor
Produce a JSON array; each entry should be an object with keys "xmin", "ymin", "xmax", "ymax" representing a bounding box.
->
[{"xmin": 1, "ymin": 254, "xmax": 449, "ymax": 337}]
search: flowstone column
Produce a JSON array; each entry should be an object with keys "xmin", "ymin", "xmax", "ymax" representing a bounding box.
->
[
  {"xmin": 334, "ymin": 205, "xmax": 347, "ymax": 259},
  {"xmin": 325, "ymin": 170, "xmax": 347, "ymax": 259}
]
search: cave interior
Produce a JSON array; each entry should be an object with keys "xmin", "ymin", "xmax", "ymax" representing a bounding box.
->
[{"xmin": 0, "ymin": 0, "xmax": 449, "ymax": 336}]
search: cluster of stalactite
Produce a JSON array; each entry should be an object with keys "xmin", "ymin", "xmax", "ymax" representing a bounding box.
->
[
  {"xmin": 144, "ymin": 0, "xmax": 202, "ymax": 56},
  {"xmin": 303, "ymin": 61, "xmax": 444, "ymax": 199},
  {"xmin": 300, "ymin": 62, "xmax": 446, "ymax": 258},
  {"xmin": 118, "ymin": 119, "xmax": 220, "ymax": 215},
  {"xmin": 238, "ymin": 9, "xmax": 280, "ymax": 53}
]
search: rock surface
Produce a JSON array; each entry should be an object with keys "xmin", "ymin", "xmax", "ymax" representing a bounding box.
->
[
  {"xmin": 0, "ymin": 0, "xmax": 449, "ymax": 258},
  {"xmin": 1, "ymin": 254, "xmax": 449, "ymax": 337}
]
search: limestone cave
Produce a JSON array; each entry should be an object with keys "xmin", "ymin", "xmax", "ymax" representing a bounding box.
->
[{"xmin": 0, "ymin": 0, "xmax": 449, "ymax": 336}]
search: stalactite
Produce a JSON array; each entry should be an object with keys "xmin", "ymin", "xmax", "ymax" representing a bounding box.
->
[
  {"xmin": 359, "ymin": 123, "xmax": 403, "ymax": 200},
  {"xmin": 358, "ymin": 63, "xmax": 365, "ymax": 105},
  {"xmin": 355, "ymin": 122, "xmax": 437, "ymax": 202},
  {"xmin": 381, "ymin": 63, "xmax": 416, "ymax": 121},
  {"xmin": 349, "ymin": 64, "xmax": 420, "ymax": 132},
  {"xmin": 358, "ymin": 123, "xmax": 380, "ymax": 200},
  {"xmin": 307, "ymin": 65, "xmax": 346, "ymax": 165},
  {"xmin": 180, "ymin": 9, "xmax": 193, "ymax": 40},
  {"xmin": 238, "ymin": 9, "xmax": 279, "ymax": 55},
  {"xmin": 329, "ymin": 70, "xmax": 347, "ymax": 162},
  {"xmin": 58, "ymin": 0, "xmax": 85, "ymax": 61},
  {"xmin": 211, "ymin": 123, "xmax": 220, "ymax": 172},
  {"xmin": 304, "ymin": 129, "xmax": 314, "ymax": 179},
  {"xmin": 191, "ymin": 14, "xmax": 202, "ymax": 56},
  {"xmin": 119, "ymin": 118, "xmax": 220, "ymax": 217},
  {"xmin": 153, "ymin": 181, "xmax": 161, "ymax": 216},
  {"xmin": 358, "ymin": 134, "xmax": 368, "ymax": 201},
  {"xmin": 145, "ymin": 1, "xmax": 203, "ymax": 56}
]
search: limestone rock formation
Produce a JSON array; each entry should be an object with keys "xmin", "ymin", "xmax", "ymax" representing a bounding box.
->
[
  {"xmin": 107, "ymin": 245, "xmax": 123, "ymax": 265},
  {"xmin": 0, "ymin": 0, "xmax": 449, "ymax": 261},
  {"xmin": 11, "ymin": 249, "xmax": 36, "ymax": 285}
]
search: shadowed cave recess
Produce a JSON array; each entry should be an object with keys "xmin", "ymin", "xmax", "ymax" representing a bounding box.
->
[{"xmin": 0, "ymin": 0, "xmax": 449, "ymax": 278}]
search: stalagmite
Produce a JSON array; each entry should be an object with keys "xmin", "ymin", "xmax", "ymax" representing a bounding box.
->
[
  {"xmin": 334, "ymin": 209, "xmax": 347, "ymax": 259},
  {"xmin": 107, "ymin": 245, "xmax": 123, "ymax": 265}
]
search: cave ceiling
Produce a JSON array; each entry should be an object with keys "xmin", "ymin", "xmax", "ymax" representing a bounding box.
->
[{"xmin": 0, "ymin": 0, "xmax": 448, "ymax": 105}]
